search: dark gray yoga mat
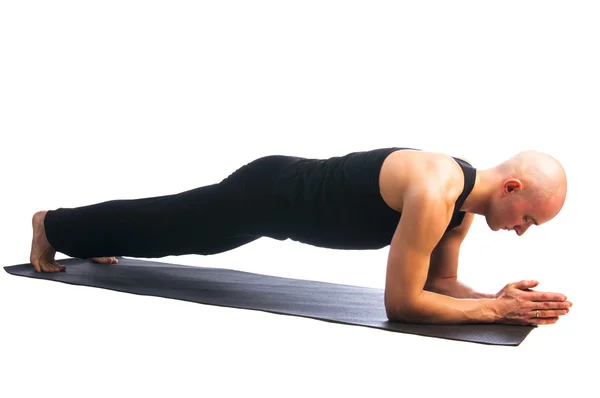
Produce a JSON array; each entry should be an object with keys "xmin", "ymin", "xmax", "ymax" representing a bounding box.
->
[{"xmin": 4, "ymin": 257, "xmax": 535, "ymax": 346}]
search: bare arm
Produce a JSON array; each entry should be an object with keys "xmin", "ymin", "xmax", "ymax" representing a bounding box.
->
[
  {"xmin": 384, "ymin": 183, "xmax": 497, "ymax": 324},
  {"xmin": 424, "ymin": 212, "xmax": 496, "ymax": 299}
]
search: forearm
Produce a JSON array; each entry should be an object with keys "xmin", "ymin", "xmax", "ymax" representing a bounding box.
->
[
  {"xmin": 386, "ymin": 290, "xmax": 499, "ymax": 324},
  {"xmin": 426, "ymin": 279, "xmax": 496, "ymax": 299}
]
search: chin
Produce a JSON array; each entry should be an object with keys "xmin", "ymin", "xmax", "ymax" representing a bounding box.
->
[{"xmin": 486, "ymin": 218, "xmax": 499, "ymax": 231}]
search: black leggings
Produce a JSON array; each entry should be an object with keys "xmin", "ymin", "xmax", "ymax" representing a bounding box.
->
[{"xmin": 44, "ymin": 155, "xmax": 301, "ymax": 259}]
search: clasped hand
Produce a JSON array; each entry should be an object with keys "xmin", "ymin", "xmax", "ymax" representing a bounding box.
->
[{"xmin": 494, "ymin": 280, "xmax": 572, "ymax": 325}]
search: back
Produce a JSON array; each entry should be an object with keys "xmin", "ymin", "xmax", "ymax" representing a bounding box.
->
[
  {"xmin": 274, "ymin": 148, "xmax": 409, "ymax": 249},
  {"xmin": 273, "ymin": 147, "xmax": 476, "ymax": 250}
]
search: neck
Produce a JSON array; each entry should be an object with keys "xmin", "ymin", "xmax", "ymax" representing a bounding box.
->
[{"xmin": 460, "ymin": 168, "xmax": 496, "ymax": 215}]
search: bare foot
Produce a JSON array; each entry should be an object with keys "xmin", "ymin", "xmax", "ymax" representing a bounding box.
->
[
  {"xmin": 91, "ymin": 257, "xmax": 119, "ymax": 264},
  {"xmin": 30, "ymin": 210, "xmax": 66, "ymax": 273},
  {"xmin": 30, "ymin": 211, "xmax": 119, "ymax": 271}
]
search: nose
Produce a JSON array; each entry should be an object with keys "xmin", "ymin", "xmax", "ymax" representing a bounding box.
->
[{"xmin": 515, "ymin": 224, "xmax": 531, "ymax": 236}]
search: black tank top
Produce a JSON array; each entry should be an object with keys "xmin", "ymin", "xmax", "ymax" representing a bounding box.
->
[{"xmin": 277, "ymin": 147, "xmax": 476, "ymax": 250}]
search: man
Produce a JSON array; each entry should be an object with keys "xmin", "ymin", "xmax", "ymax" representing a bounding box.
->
[{"xmin": 28, "ymin": 147, "xmax": 572, "ymax": 325}]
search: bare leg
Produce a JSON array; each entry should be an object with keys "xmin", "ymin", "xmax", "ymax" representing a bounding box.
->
[{"xmin": 29, "ymin": 210, "xmax": 118, "ymax": 273}]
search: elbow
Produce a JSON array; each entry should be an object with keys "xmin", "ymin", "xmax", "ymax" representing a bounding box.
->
[
  {"xmin": 386, "ymin": 310, "xmax": 409, "ymax": 323},
  {"xmin": 385, "ymin": 296, "xmax": 422, "ymax": 323},
  {"xmin": 386, "ymin": 307, "xmax": 417, "ymax": 323}
]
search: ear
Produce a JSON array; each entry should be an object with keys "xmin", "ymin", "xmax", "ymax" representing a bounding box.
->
[{"xmin": 502, "ymin": 178, "xmax": 523, "ymax": 195}]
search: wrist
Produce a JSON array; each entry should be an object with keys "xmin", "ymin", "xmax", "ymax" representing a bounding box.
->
[
  {"xmin": 481, "ymin": 298, "xmax": 501, "ymax": 323},
  {"xmin": 428, "ymin": 279, "xmax": 496, "ymax": 300},
  {"xmin": 471, "ymin": 291, "xmax": 498, "ymax": 299}
]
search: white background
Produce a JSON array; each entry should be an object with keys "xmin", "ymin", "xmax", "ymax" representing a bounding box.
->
[{"xmin": 1, "ymin": 1, "xmax": 598, "ymax": 397}]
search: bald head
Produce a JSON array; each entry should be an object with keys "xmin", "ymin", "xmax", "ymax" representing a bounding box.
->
[
  {"xmin": 493, "ymin": 150, "xmax": 567, "ymax": 226},
  {"xmin": 501, "ymin": 150, "xmax": 567, "ymax": 201},
  {"xmin": 474, "ymin": 150, "xmax": 567, "ymax": 234}
]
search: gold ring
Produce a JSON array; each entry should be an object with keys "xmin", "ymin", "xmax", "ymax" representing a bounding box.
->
[{"xmin": 536, "ymin": 310, "xmax": 539, "ymax": 318}]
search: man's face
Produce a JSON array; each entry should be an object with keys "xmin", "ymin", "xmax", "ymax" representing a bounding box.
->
[
  {"xmin": 486, "ymin": 199, "xmax": 535, "ymax": 236},
  {"xmin": 486, "ymin": 187, "xmax": 564, "ymax": 236},
  {"xmin": 486, "ymin": 185, "xmax": 538, "ymax": 235}
]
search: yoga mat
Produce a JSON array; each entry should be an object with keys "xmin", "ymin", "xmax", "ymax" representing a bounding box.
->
[{"xmin": 4, "ymin": 257, "xmax": 535, "ymax": 346}]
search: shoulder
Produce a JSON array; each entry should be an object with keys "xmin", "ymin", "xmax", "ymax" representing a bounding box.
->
[{"xmin": 379, "ymin": 150, "xmax": 465, "ymax": 213}]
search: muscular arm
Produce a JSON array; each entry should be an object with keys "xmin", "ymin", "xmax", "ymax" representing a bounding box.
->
[
  {"xmin": 424, "ymin": 213, "xmax": 496, "ymax": 299},
  {"xmin": 384, "ymin": 182, "xmax": 497, "ymax": 324}
]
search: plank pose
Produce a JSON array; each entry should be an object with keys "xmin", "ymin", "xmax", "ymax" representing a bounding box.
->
[{"xmin": 29, "ymin": 147, "xmax": 572, "ymax": 325}]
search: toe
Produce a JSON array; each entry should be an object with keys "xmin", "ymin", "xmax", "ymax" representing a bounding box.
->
[
  {"xmin": 52, "ymin": 261, "xmax": 66, "ymax": 272},
  {"xmin": 40, "ymin": 263, "xmax": 53, "ymax": 272},
  {"xmin": 92, "ymin": 257, "xmax": 111, "ymax": 264},
  {"xmin": 41, "ymin": 260, "xmax": 65, "ymax": 272}
]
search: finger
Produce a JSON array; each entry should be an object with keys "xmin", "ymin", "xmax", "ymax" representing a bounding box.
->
[
  {"xmin": 513, "ymin": 280, "xmax": 539, "ymax": 290},
  {"xmin": 506, "ymin": 317, "xmax": 559, "ymax": 326},
  {"xmin": 32, "ymin": 262, "xmax": 41, "ymax": 273},
  {"xmin": 534, "ymin": 301, "xmax": 572, "ymax": 310},
  {"xmin": 529, "ymin": 317, "xmax": 560, "ymax": 325},
  {"xmin": 525, "ymin": 291, "xmax": 567, "ymax": 302},
  {"xmin": 531, "ymin": 309, "xmax": 569, "ymax": 318}
]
